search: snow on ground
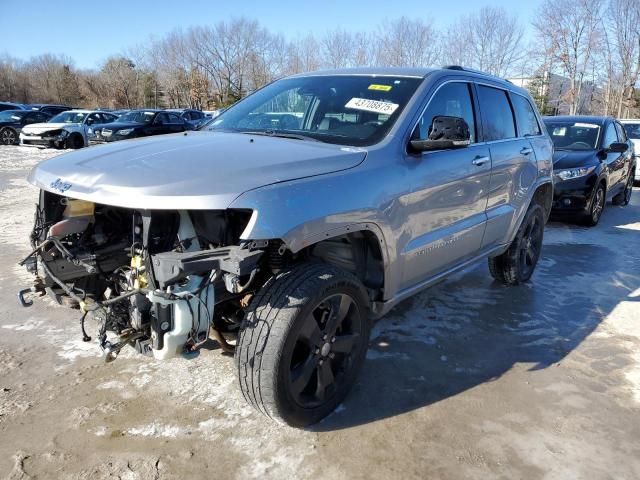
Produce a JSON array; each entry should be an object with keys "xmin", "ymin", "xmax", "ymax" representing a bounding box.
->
[{"xmin": 0, "ymin": 145, "xmax": 639, "ymax": 479}]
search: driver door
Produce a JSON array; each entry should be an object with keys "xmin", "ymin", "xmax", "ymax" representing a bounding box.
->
[{"xmin": 399, "ymin": 81, "xmax": 491, "ymax": 289}]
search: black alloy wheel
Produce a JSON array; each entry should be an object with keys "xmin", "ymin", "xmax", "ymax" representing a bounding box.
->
[
  {"xmin": 236, "ymin": 264, "xmax": 370, "ymax": 427},
  {"xmin": 587, "ymin": 184, "xmax": 606, "ymax": 226},
  {"xmin": 517, "ymin": 210, "xmax": 544, "ymax": 280},
  {"xmin": 488, "ymin": 203, "xmax": 545, "ymax": 285},
  {"xmin": 0, "ymin": 127, "xmax": 18, "ymax": 145},
  {"xmin": 288, "ymin": 293, "xmax": 363, "ymax": 409}
]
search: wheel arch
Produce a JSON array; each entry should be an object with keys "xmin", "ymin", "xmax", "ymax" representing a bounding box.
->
[
  {"xmin": 531, "ymin": 181, "xmax": 553, "ymax": 221},
  {"xmin": 265, "ymin": 223, "xmax": 391, "ymax": 303}
]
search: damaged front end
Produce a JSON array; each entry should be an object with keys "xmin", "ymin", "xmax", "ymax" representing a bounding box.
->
[{"xmin": 19, "ymin": 190, "xmax": 265, "ymax": 361}]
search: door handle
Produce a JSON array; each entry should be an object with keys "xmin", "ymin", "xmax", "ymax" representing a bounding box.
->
[
  {"xmin": 472, "ymin": 156, "xmax": 490, "ymax": 166},
  {"xmin": 520, "ymin": 147, "xmax": 533, "ymax": 155}
]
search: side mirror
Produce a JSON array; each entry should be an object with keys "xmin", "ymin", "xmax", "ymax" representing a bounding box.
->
[
  {"xmin": 410, "ymin": 115, "xmax": 471, "ymax": 152},
  {"xmin": 607, "ymin": 142, "xmax": 628, "ymax": 153}
]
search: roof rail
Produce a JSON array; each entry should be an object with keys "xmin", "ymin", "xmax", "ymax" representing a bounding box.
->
[{"xmin": 442, "ymin": 65, "xmax": 511, "ymax": 83}]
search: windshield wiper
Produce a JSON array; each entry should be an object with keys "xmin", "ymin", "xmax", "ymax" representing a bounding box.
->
[{"xmin": 241, "ymin": 130, "xmax": 320, "ymax": 142}]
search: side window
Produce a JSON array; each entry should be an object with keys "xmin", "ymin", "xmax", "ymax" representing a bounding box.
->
[
  {"xmin": 155, "ymin": 113, "xmax": 169, "ymax": 124},
  {"xmin": 35, "ymin": 113, "xmax": 49, "ymax": 122},
  {"xmin": 416, "ymin": 82, "xmax": 476, "ymax": 142},
  {"xmin": 168, "ymin": 113, "xmax": 182, "ymax": 123},
  {"xmin": 86, "ymin": 113, "xmax": 99, "ymax": 125},
  {"xmin": 511, "ymin": 94, "xmax": 541, "ymax": 137},
  {"xmin": 477, "ymin": 85, "xmax": 516, "ymax": 141},
  {"xmin": 614, "ymin": 122, "xmax": 627, "ymax": 142},
  {"xmin": 603, "ymin": 123, "xmax": 618, "ymax": 148}
]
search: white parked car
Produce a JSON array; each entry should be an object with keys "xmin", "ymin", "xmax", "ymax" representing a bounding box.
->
[
  {"xmin": 20, "ymin": 110, "xmax": 118, "ymax": 149},
  {"xmin": 620, "ymin": 119, "xmax": 640, "ymax": 184}
]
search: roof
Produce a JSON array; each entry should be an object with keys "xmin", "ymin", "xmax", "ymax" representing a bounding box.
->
[
  {"xmin": 285, "ymin": 66, "xmax": 521, "ymax": 92},
  {"xmin": 64, "ymin": 109, "xmax": 114, "ymax": 114},
  {"xmin": 620, "ymin": 119, "xmax": 640, "ymax": 123},
  {"xmin": 288, "ymin": 67, "xmax": 437, "ymax": 78},
  {"xmin": 543, "ymin": 115, "xmax": 613, "ymax": 125}
]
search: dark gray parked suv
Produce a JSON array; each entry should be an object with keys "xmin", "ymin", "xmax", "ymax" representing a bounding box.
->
[{"xmin": 20, "ymin": 66, "xmax": 553, "ymax": 426}]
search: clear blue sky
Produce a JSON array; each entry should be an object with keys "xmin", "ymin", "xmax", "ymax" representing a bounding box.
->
[{"xmin": 3, "ymin": 0, "xmax": 541, "ymax": 69}]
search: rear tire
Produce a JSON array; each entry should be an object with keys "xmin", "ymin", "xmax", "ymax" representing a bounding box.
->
[
  {"xmin": 612, "ymin": 171, "xmax": 634, "ymax": 206},
  {"xmin": 235, "ymin": 264, "xmax": 370, "ymax": 427},
  {"xmin": 488, "ymin": 203, "xmax": 545, "ymax": 285}
]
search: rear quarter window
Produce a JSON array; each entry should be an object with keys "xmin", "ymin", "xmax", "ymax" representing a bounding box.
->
[
  {"xmin": 477, "ymin": 85, "xmax": 516, "ymax": 141},
  {"xmin": 511, "ymin": 94, "xmax": 541, "ymax": 137}
]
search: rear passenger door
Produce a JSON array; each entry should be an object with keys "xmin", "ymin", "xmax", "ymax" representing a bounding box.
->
[
  {"xmin": 477, "ymin": 85, "xmax": 539, "ymax": 250},
  {"xmin": 602, "ymin": 122, "xmax": 624, "ymax": 190},
  {"xmin": 613, "ymin": 121, "xmax": 632, "ymax": 186},
  {"xmin": 399, "ymin": 81, "xmax": 492, "ymax": 289}
]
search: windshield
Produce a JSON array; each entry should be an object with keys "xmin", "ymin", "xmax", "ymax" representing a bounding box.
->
[
  {"xmin": 0, "ymin": 111, "xmax": 23, "ymax": 122},
  {"xmin": 623, "ymin": 123, "xmax": 640, "ymax": 139},
  {"xmin": 50, "ymin": 111, "xmax": 87, "ymax": 124},
  {"xmin": 205, "ymin": 75, "xmax": 422, "ymax": 146},
  {"xmin": 117, "ymin": 111, "xmax": 156, "ymax": 124},
  {"xmin": 543, "ymin": 120, "xmax": 601, "ymax": 150}
]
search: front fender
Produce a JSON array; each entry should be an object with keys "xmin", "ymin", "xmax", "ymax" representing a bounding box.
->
[{"xmin": 229, "ymin": 168, "xmax": 396, "ymax": 294}]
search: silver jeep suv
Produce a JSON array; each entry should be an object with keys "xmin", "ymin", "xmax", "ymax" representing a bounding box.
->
[{"xmin": 20, "ymin": 67, "xmax": 553, "ymax": 426}]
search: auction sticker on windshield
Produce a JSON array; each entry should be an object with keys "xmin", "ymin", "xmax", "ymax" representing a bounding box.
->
[{"xmin": 345, "ymin": 98, "xmax": 399, "ymax": 115}]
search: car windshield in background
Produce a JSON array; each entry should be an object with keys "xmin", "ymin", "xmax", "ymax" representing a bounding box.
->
[
  {"xmin": 50, "ymin": 112, "xmax": 87, "ymax": 124},
  {"xmin": 205, "ymin": 75, "xmax": 422, "ymax": 146},
  {"xmin": 543, "ymin": 121, "xmax": 600, "ymax": 150},
  {"xmin": 117, "ymin": 111, "xmax": 156, "ymax": 124},
  {"xmin": 623, "ymin": 123, "xmax": 640, "ymax": 139},
  {"xmin": 0, "ymin": 111, "xmax": 23, "ymax": 122}
]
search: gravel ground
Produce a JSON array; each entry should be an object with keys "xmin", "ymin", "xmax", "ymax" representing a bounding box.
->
[{"xmin": 0, "ymin": 145, "xmax": 639, "ymax": 480}]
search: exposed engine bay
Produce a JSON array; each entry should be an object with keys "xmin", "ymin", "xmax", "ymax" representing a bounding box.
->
[{"xmin": 18, "ymin": 190, "xmax": 267, "ymax": 361}]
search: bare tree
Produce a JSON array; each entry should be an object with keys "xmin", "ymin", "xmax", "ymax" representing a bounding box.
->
[
  {"xmin": 444, "ymin": 7, "xmax": 524, "ymax": 77},
  {"xmin": 320, "ymin": 29, "xmax": 354, "ymax": 69},
  {"xmin": 375, "ymin": 17, "xmax": 439, "ymax": 67},
  {"xmin": 607, "ymin": 0, "xmax": 640, "ymax": 117},
  {"xmin": 533, "ymin": 0, "xmax": 604, "ymax": 114}
]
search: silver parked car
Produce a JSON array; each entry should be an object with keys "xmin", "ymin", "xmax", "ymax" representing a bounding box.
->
[
  {"xmin": 19, "ymin": 67, "xmax": 553, "ymax": 426},
  {"xmin": 20, "ymin": 110, "xmax": 118, "ymax": 149}
]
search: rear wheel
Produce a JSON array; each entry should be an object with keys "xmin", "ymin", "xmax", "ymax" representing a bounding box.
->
[
  {"xmin": 584, "ymin": 183, "xmax": 606, "ymax": 226},
  {"xmin": 612, "ymin": 171, "xmax": 634, "ymax": 206},
  {"xmin": 488, "ymin": 203, "xmax": 545, "ymax": 285},
  {"xmin": 0, "ymin": 127, "xmax": 18, "ymax": 145},
  {"xmin": 236, "ymin": 264, "xmax": 370, "ymax": 427}
]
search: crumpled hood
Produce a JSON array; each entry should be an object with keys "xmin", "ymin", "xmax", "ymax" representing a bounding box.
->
[
  {"xmin": 22, "ymin": 122, "xmax": 78, "ymax": 135},
  {"xmin": 552, "ymin": 149, "xmax": 598, "ymax": 170},
  {"xmin": 28, "ymin": 131, "xmax": 367, "ymax": 210}
]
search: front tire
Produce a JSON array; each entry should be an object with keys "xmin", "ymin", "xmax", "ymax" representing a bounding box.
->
[
  {"xmin": 0, "ymin": 127, "xmax": 18, "ymax": 145},
  {"xmin": 584, "ymin": 183, "xmax": 606, "ymax": 226},
  {"xmin": 236, "ymin": 264, "xmax": 370, "ymax": 427},
  {"xmin": 488, "ymin": 203, "xmax": 545, "ymax": 285},
  {"xmin": 66, "ymin": 133, "xmax": 84, "ymax": 149}
]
